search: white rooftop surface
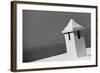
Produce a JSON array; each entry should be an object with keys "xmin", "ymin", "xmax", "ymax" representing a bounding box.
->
[
  {"xmin": 62, "ymin": 19, "xmax": 85, "ymax": 33},
  {"xmin": 33, "ymin": 48, "xmax": 91, "ymax": 62}
]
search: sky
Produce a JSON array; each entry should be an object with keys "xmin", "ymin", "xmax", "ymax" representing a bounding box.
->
[{"xmin": 23, "ymin": 10, "xmax": 91, "ymax": 49}]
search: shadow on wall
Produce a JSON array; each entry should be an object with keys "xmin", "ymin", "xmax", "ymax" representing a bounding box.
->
[{"xmin": 84, "ymin": 28, "xmax": 91, "ymax": 48}]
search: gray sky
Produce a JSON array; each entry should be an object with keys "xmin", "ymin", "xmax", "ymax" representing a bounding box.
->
[{"xmin": 23, "ymin": 10, "xmax": 91, "ymax": 49}]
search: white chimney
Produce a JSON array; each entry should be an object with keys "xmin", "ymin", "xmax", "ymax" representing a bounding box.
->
[{"xmin": 62, "ymin": 19, "xmax": 87, "ymax": 59}]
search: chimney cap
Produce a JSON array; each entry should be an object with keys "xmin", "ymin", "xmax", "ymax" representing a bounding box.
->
[{"xmin": 62, "ymin": 18, "xmax": 85, "ymax": 34}]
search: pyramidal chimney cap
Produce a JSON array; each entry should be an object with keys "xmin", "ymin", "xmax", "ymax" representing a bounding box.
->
[{"xmin": 62, "ymin": 19, "xmax": 85, "ymax": 34}]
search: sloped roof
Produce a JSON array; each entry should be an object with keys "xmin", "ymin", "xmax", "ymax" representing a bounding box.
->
[{"xmin": 62, "ymin": 19, "xmax": 85, "ymax": 34}]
